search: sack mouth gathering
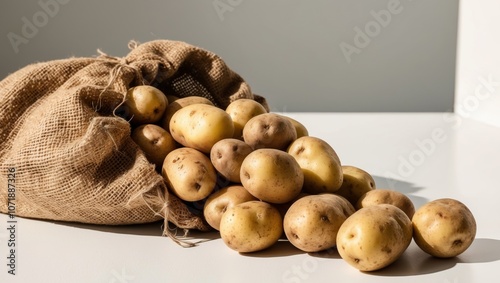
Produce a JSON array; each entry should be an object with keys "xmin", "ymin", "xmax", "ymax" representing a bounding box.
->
[{"xmin": 0, "ymin": 39, "xmax": 267, "ymax": 246}]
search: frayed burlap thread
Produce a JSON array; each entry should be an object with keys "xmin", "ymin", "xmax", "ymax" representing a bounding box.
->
[{"xmin": 0, "ymin": 40, "xmax": 266, "ymax": 245}]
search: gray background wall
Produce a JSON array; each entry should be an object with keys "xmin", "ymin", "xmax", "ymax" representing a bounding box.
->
[{"xmin": 0, "ymin": 0, "xmax": 458, "ymax": 112}]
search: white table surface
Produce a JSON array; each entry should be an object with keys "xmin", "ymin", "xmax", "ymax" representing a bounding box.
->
[{"xmin": 1, "ymin": 112, "xmax": 499, "ymax": 283}]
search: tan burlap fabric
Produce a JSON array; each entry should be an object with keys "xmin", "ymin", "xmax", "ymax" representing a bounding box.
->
[{"xmin": 0, "ymin": 40, "xmax": 267, "ymax": 245}]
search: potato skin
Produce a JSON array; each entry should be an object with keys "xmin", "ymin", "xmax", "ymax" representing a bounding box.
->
[
  {"xmin": 335, "ymin": 165, "xmax": 376, "ymax": 206},
  {"xmin": 125, "ymin": 85, "xmax": 168, "ymax": 125},
  {"xmin": 284, "ymin": 194, "xmax": 355, "ymax": 252},
  {"xmin": 287, "ymin": 136, "xmax": 342, "ymax": 194},
  {"xmin": 281, "ymin": 115, "xmax": 309, "ymax": 138},
  {"xmin": 357, "ymin": 189, "xmax": 415, "ymax": 219},
  {"xmin": 242, "ymin": 113, "xmax": 297, "ymax": 150},
  {"xmin": 210, "ymin": 139, "xmax": 253, "ymax": 183},
  {"xmin": 161, "ymin": 147, "xmax": 217, "ymax": 202},
  {"xmin": 131, "ymin": 124, "xmax": 177, "ymax": 168},
  {"xmin": 160, "ymin": 96, "xmax": 214, "ymax": 131},
  {"xmin": 274, "ymin": 192, "xmax": 309, "ymax": 219},
  {"xmin": 220, "ymin": 201, "xmax": 283, "ymax": 253},
  {"xmin": 169, "ymin": 104, "xmax": 234, "ymax": 153},
  {"xmin": 225, "ymin": 98, "xmax": 267, "ymax": 140},
  {"xmin": 240, "ymin": 149, "xmax": 303, "ymax": 204},
  {"xmin": 337, "ymin": 204, "xmax": 413, "ymax": 271},
  {"xmin": 203, "ymin": 185, "xmax": 257, "ymax": 231},
  {"xmin": 412, "ymin": 198, "xmax": 476, "ymax": 258}
]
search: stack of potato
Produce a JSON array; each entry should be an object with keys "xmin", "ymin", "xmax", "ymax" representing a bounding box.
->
[{"xmin": 123, "ymin": 85, "xmax": 476, "ymax": 272}]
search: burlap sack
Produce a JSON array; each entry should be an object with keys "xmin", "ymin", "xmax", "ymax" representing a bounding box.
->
[{"xmin": 0, "ymin": 40, "xmax": 267, "ymax": 245}]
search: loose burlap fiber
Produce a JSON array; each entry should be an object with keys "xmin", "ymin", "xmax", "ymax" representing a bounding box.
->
[{"xmin": 0, "ymin": 40, "xmax": 267, "ymax": 243}]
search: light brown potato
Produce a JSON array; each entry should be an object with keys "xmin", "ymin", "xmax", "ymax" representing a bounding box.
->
[
  {"xmin": 131, "ymin": 124, "xmax": 177, "ymax": 168},
  {"xmin": 357, "ymin": 189, "xmax": 415, "ymax": 219},
  {"xmin": 124, "ymin": 85, "xmax": 168, "ymax": 125},
  {"xmin": 169, "ymin": 104, "xmax": 234, "ymax": 154},
  {"xmin": 284, "ymin": 194, "xmax": 355, "ymax": 252},
  {"xmin": 335, "ymin": 165, "xmax": 376, "ymax": 207},
  {"xmin": 220, "ymin": 201, "xmax": 283, "ymax": 253},
  {"xmin": 203, "ymin": 185, "xmax": 257, "ymax": 231},
  {"xmin": 160, "ymin": 96, "xmax": 214, "ymax": 131},
  {"xmin": 280, "ymin": 115, "xmax": 309, "ymax": 138},
  {"xmin": 337, "ymin": 204, "xmax": 413, "ymax": 271},
  {"xmin": 210, "ymin": 139, "xmax": 253, "ymax": 183},
  {"xmin": 242, "ymin": 113, "xmax": 297, "ymax": 150},
  {"xmin": 287, "ymin": 136, "xmax": 342, "ymax": 194},
  {"xmin": 412, "ymin": 198, "xmax": 476, "ymax": 258},
  {"xmin": 161, "ymin": 147, "xmax": 217, "ymax": 202},
  {"xmin": 274, "ymin": 192, "xmax": 309, "ymax": 219},
  {"xmin": 240, "ymin": 149, "xmax": 303, "ymax": 204},
  {"xmin": 225, "ymin": 98, "xmax": 267, "ymax": 140}
]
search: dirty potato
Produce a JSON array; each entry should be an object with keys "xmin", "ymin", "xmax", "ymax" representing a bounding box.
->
[
  {"xmin": 284, "ymin": 194, "xmax": 355, "ymax": 252},
  {"xmin": 242, "ymin": 113, "xmax": 297, "ymax": 150},
  {"xmin": 210, "ymin": 138, "xmax": 253, "ymax": 183},
  {"xmin": 161, "ymin": 147, "xmax": 217, "ymax": 202},
  {"xmin": 124, "ymin": 85, "xmax": 168, "ymax": 125},
  {"xmin": 131, "ymin": 124, "xmax": 177, "ymax": 168},
  {"xmin": 412, "ymin": 198, "xmax": 476, "ymax": 258}
]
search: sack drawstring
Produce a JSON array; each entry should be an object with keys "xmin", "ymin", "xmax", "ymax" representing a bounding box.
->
[{"xmin": 94, "ymin": 40, "xmax": 144, "ymax": 117}]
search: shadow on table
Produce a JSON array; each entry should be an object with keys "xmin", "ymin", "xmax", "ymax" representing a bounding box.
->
[
  {"xmin": 31, "ymin": 176, "xmax": 489, "ymax": 264},
  {"xmin": 308, "ymin": 246, "xmax": 342, "ymax": 259},
  {"xmin": 38, "ymin": 177, "xmax": 423, "ymax": 236},
  {"xmin": 239, "ymin": 239, "xmax": 304, "ymax": 258},
  {"xmin": 370, "ymin": 238, "xmax": 500, "ymax": 276},
  {"xmin": 36, "ymin": 218, "xmax": 165, "ymax": 236},
  {"xmin": 39, "ymin": 218, "xmax": 223, "ymax": 241},
  {"xmin": 242, "ymin": 237, "xmax": 500, "ymax": 274},
  {"xmin": 372, "ymin": 175, "xmax": 428, "ymax": 209}
]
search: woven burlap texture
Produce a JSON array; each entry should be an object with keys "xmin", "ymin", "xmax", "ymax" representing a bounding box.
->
[{"xmin": 0, "ymin": 40, "xmax": 266, "ymax": 243}]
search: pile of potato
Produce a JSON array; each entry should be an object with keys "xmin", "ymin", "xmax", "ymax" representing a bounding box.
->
[{"xmin": 122, "ymin": 85, "xmax": 477, "ymax": 272}]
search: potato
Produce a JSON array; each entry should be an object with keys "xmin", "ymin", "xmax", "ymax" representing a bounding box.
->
[
  {"xmin": 337, "ymin": 204, "xmax": 413, "ymax": 271},
  {"xmin": 412, "ymin": 198, "xmax": 476, "ymax": 258},
  {"xmin": 335, "ymin": 165, "xmax": 376, "ymax": 206},
  {"xmin": 287, "ymin": 136, "xmax": 342, "ymax": 194},
  {"xmin": 357, "ymin": 189, "xmax": 415, "ymax": 219},
  {"xmin": 124, "ymin": 85, "xmax": 168, "ymax": 125},
  {"xmin": 242, "ymin": 113, "xmax": 297, "ymax": 150},
  {"xmin": 274, "ymin": 192, "xmax": 309, "ymax": 219},
  {"xmin": 210, "ymin": 138, "xmax": 253, "ymax": 183},
  {"xmin": 220, "ymin": 200, "xmax": 283, "ymax": 253},
  {"xmin": 161, "ymin": 147, "xmax": 217, "ymax": 202},
  {"xmin": 131, "ymin": 124, "xmax": 177, "ymax": 168},
  {"xmin": 169, "ymin": 104, "xmax": 234, "ymax": 154},
  {"xmin": 280, "ymin": 115, "xmax": 309, "ymax": 138},
  {"xmin": 225, "ymin": 98, "xmax": 267, "ymax": 140},
  {"xmin": 203, "ymin": 185, "xmax": 257, "ymax": 231},
  {"xmin": 160, "ymin": 96, "xmax": 214, "ymax": 131},
  {"xmin": 284, "ymin": 194, "xmax": 355, "ymax": 252},
  {"xmin": 240, "ymin": 149, "xmax": 303, "ymax": 204}
]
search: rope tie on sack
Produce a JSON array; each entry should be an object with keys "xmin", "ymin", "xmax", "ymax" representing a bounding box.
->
[{"xmin": 95, "ymin": 40, "xmax": 143, "ymax": 116}]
